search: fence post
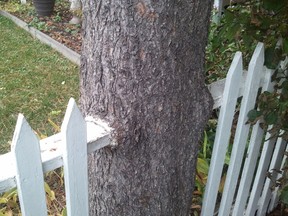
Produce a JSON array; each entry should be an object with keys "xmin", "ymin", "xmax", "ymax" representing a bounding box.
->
[
  {"xmin": 12, "ymin": 114, "xmax": 47, "ymax": 216},
  {"xmin": 61, "ymin": 98, "xmax": 89, "ymax": 216}
]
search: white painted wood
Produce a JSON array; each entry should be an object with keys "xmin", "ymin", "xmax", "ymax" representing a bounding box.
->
[
  {"xmin": 11, "ymin": 114, "xmax": 47, "ymax": 216},
  {"xmin": 201, "ymin": 52, "xmax": 243, "ymax": 216},
  {"xmin": 213, "ymin": 0, "xmax": 223, "ymax": 23},
  {"xmin": 214, "ymin": 0, "xmax": 221, "ymax": 9},
  {"xmin": 0, "ymin": 114, "xmax": 112, "ymax": 194},
  {"xmin": 268, "ymin": 143, "xmax": 288, "ymax": 212},
  {"xmin": 257, "ymin": 138, "xmax": 287, "ymax": 216},
  {"xmin": 232, "ymin": 69, "xmax": 274, "ymax": 216},
  {"xmin": 69, "ymin": 0, "xmax": 81, "ymax": 24},
  {"xmin": 266, "ymin": 57, "xmax": 288, "ymax": 213},
  {"xmin": 207, "ymin": 78, "xmax": 226, "ymax": 109},
  {"xmin": 85, "ymin": 116, "xmax": 115, "ymax": 151},
  {"xmin": 207, "ymin": 70, "xmax": 272, "ymax": 109},
  {"xmin": 218, "ymin": 42, "xmax": 265, "ymax": 215},
  {"xmin": 244, "ymin": 60, "xmax": 288, "ymax": 215},
  {"xmin": 61, "ymin": 98, "xmax": 89, "ymax": 216},
  {"xmin": 0, "ymin": 152, "xmax": 16, "ymax": 192},
  {"xmin": 244, "ymin": 131, "xmax": 277, "ymax": 215}
]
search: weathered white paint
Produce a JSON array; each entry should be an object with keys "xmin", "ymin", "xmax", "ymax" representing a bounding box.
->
[
  {"xmin": 0, "ymin": 100, "xmax": 113, "ymax": 216},
  {"xmin": 0, "ymin": 116, "xmax": 112, "ymax": 194},
  {"xmin": 61, "ymin": 98, "xmax": 89, "ymax": 216},
  {"xmin": 232, "ymin": 68, "xmax": 274, "ymax": 216},
  {"xmin": 208, "ymin": 70, "xmax": 271, "ymax": 109},
  {"xmin": 202, "ymin": 42, "xmax": 288, "ymax": 215},
  {"xmin": 245, "ymin": 131, "xmax": 277, "ymax": 215},
  {"xmin": 268, "ymin": 144, "xmax": 288, "ymax": 211},
  {"xmin": 11, "ymin": 114, "xmax": 47, "ymax": 216},
  {"xmin": 217, "ymin": 42, "xmax": 265, "ymax": 215},
  {"xmin": 214, "ymin": 0, "xmax": 223, "ymax": 9},
  {"xmin": 201, "ymin": 51, "xmax": 243, "ymax": 216},
  {"xmin": 257, "ymin": 137, "xmax": 287, "ymax": 215}
]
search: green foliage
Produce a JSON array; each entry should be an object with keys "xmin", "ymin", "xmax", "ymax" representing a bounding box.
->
[
  {"xmin": 280, "ymin": 185, "xmax": 288, "ymax": 205},
  {"xmin": 196, "ymin": 119, "xmax": 232, "ymax": 191},
  {"xmin": 28, "ymin": 17, "xmax": 50, "ymax": 31},
  {"xmin": 28, "ymin": 17, "xmax": 52, "ymax": 31},
  {"xmin": 0, "ymin": 188, "xmax": 20, "ymax": 215},
  {"xmin": 205, "ymin": 0, "xmax": 288, "ymax": 209},
  {"xmin": 206, "ymin": 0, "xmax": 288, "ymax": 83},
  {"xmin": 0, "ymin": 15, "xmax": 79, "ymax": 153},
  {"xmin": 241, "ymin": 0, "xmax": 288, "ymax": 206},
  {"xmin": 0, "ymin": 169, "xmax": 66, "ymax": 216},
  {"xmin": 249, "ymin": 63, "xmax": 288, "ymax": 205},
  {"xmin": 193, "ymin": 119, "xmax": 230, "ymax": 214},
  {"xmin": 53, "ymin": 12, "xmax": 62, "ymax": 22},
  {"xmin": 248, "ymin": 65, "xmax": 288, "ymax": 140}
]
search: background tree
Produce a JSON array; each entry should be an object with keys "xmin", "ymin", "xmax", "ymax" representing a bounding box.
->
[{"xmin": 80, "ymin": 0, "xmax": 213, "ymax": 215}]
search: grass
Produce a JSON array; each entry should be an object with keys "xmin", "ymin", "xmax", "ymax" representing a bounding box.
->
[{"xmin": 0, "ymin": 14, "xmax": 79, "ymax": 154}]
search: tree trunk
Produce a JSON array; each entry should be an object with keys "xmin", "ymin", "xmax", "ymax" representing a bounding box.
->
[{"xmin": 80, "ymin": 0, "xmax": 213, "ymax": 215}]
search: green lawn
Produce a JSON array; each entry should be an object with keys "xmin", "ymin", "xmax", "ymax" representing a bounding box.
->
[{"xmin": 0, "ymin": 15, "xmax": 79, "ymax": 153}]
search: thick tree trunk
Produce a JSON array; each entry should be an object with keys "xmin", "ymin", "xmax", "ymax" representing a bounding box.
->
[{"xmin": 80, "ymin": 0, "xmax": 213, "ymax": 215}]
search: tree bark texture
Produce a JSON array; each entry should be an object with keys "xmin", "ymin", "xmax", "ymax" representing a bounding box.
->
[{"xmin": 80, "ymin": 0, "xmax": 213, "ymax": 215}]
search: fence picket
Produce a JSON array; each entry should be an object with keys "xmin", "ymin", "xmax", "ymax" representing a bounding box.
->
[
  {"xmin": 257, "ymin": 138, "xmax": 287, "ymax": 215},
  {"xmin": 245, "ymin": 131, "xmax": 277, "ymax": 215},
  {"xmin": 11, "ymin": 114, "xmax": 47, "ymax": 216},
  {"xmin": 201, "ymin": 51, "xmax": 243, "ymax": 216},
  {"xmin": 268, "ymin": 144, "xmax": 288, "ymax": 211},
  {"xmin": 218, "ymin": 42, "xmax": 265, "ymax": 215},
  {"xmin": 61, "ymin": 98, "xmax": 89, "ymax": 216},
  {"xmin": 232, "ymin": 68, "xmax": 274, "ymax": 215}
]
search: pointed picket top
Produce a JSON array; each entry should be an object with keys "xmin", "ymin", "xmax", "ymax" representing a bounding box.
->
[
  {"xmin": 61, "ymin": 98, "xmax": 84, "ymax": 133},
  {"xmin": 201, "ymin": 51, "xmax": 243, "ymax": 216},
  {"xmin": 218, "ymin": 42, "xmax": 265, "ymax": 215},
  {"xmin": 61, "ymin": 98, "xmax": 89, "ymax": 216},
  {"xmin": 249, "ymin": 42, "xmax": 265, "ymax": 70},
  {"xmin": 11, "ymin": 114, "xmax": 47, "ymax": 216}
]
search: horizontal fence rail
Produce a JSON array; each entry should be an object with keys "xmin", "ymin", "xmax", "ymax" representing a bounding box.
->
[
  {"xmin": 0, "ymin": 99, "xmax": 114, "ymax": 216},
  {"xmin": 0, "ymin": 100, "xmax": 113, "ymax": 194},
  {"xmin": 0, "ymin": 42, "xmax": 287, "ymax": 215},
  {"xmin": 0, "ymin": 67, "xmax": 255, "ymax": 194}
]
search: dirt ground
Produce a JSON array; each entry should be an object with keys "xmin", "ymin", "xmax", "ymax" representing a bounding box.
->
[{"xmin": 10, "ymin": 2, "xmax": 82, "ymax": 54}]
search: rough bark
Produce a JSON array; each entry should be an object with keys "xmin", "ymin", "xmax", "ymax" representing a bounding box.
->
[{"xmin": 80, "ymin": 0, "xmax": 213, "ymax": 215}]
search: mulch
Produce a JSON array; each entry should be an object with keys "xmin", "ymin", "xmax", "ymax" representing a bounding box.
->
[
  {"xmin": 268, "ymin": 204, "xmax": 288, "ymax": 216},
  {"xmin": 9, "ymin": 2, "xmax": 82, "ymax": 54}
]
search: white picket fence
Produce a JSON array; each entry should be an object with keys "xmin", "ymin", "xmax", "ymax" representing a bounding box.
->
[
  {"xmin": 0, "ymin": 99, "xmax": 113, "ymax": 216},
  {"xmin": 0, "ymin": 42, "xmax": 287, "ymax": 215},
  {"xmin": 202, "ymin": 42, "xmax": 288, "ymax": 216}
]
